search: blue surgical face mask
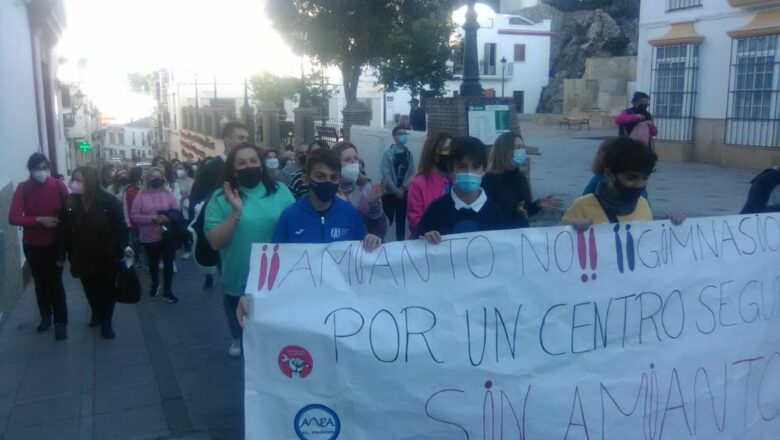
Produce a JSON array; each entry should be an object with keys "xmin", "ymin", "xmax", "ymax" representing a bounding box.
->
[
  {"xmin": 454, "ymin": 172, "xmax": 483, "ymax": 193},
  {"xmin": 396, "ymin": 134, "xmax": 408, "ymax": 147},
  {"xmin": 512, "ymin": 149, "xmax": 527, "ymax": 166}
]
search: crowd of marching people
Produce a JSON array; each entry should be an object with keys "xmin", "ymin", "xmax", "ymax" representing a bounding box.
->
[{"xmin": 7, "ymin": 92, "xmax": 779, "ymax": 354}]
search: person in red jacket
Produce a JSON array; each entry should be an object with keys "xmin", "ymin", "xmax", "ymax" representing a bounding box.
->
[{"xmin": 8, "ymin": 153, "xmax": 69, "ymax": 340}]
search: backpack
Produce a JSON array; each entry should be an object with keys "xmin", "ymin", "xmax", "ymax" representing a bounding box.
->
[
  {"xmin": 188, "ymin": 196, "xmax": 220, "ymax": 274},
  {"xmin": 629, "ymin": 121, "xmax": 652, "ymax": 146}
]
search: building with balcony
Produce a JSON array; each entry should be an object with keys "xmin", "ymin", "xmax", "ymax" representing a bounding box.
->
[
  {"xmin": 636, "ymin": 0, "xmax": 780, "ymax": 169},
  {"xmin": 152, "ymin": 70, "xmax": 252, "ymax": 161},
  {"xmin": 447, "ymin": 5, "xmax": 552, "ymax": 115},
  {"xmin": 0, "ymin": 0, "xmax": 68, "ymax": 323},
  {"xmin": 103, "ymin": 119, "xmax": 153, "ymax": 165},
  {"xmin": 62, "ymin": 84, "xmax": 103, "ymax": 170}
]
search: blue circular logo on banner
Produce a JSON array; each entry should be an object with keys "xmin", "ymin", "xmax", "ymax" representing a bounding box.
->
[{"xmin": 294, "ymin": 404, "xmax": 341, "ymax": 440}]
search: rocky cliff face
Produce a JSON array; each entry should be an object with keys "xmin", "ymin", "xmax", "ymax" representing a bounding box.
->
[{"xmin": 510, "ymin": 2, "xmax": 639, "ymax": 113}]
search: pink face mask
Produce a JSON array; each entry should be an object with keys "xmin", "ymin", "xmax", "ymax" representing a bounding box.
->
[{"xmin": 69, "ymin": 181, "xmax": 84, "ymax": 195}]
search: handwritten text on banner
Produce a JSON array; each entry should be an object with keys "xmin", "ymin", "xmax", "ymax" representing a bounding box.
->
[{"xmin": 244, "ymin": 214, "xmax": 780, "ymax": 440}]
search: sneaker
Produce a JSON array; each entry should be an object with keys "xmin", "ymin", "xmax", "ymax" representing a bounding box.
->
[
  {"xmin": 54, "ymin": 323, "xmax": 68, "ymax": 341},
  {"xmin": 181, "ymin": 252, "xmax": 191, "ymax": 260},
  {"xmin": 36, "ymin": 318, "xmax": 52, "ymax": 333},
  {"xmin": 228, "ymin": 340, "xmax": 241, "ymax": 357},
  {"xmin": 149, "ymin": 286, "xmax": 159, "ymax": 297},
  {"xmin": 163, "ymin": 293, "xmax": 179, "ymax": 304}
]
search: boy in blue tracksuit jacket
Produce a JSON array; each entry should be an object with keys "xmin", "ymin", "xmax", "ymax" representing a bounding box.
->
[
  {"xmin": 238, "ymin": 149, "xmax": 382, "ymax": 328},
  {"xmin": 272, "ymin": 196, "xmax": 368, "ymax": 243},
  {"xmin": 271, "ymin": 148, "xmax": 381, "ymax": 249}
]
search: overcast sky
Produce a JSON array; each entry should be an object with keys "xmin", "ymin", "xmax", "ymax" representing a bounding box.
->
[{"xmin": 58, "ymin": 0, "xmax": 302, "ymax": 122}]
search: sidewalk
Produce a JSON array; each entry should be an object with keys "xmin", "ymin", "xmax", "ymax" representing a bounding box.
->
[
  {"xmin": 0, "ymin": 258, "xmax": 243, "ymax": 440},
  {"xmin": 520, "ymin": 123, "xmax": 757, "ymax": 224}
]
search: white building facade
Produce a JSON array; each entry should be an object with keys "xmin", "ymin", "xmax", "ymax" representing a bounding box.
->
[
  {"xmin": 637, "ymin": 0, "xmax": 780, "ymax": 169},
  {"xmin": 0, "ymin": 0, "xmax": 68, "ymax": 322},
  {"xmin": 103, "ymin": 119, "xmax": 154, "ymax": 165},
  {"xmin": 447, "ymin": 9, "xmax": 552, "ymax": 115},
  {"xmin": 326, "ymin": 6, "xmax": 552, "ymax": 129}
]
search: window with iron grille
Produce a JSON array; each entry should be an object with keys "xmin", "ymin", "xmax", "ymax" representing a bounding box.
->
[
  {"xmin": 667, "ymin": 0, "xmax": 702, "ymax": 12},
  {"xmin": 726, "ymin": 35, "xmax": 780, "ymax": 148},
  {"xmin": 651, "ymin": 44, "xmax": 699, "ymax": 142}
]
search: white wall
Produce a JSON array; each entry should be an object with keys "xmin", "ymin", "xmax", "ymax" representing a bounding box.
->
[
  {"xmin": 446, "ymin": 14, "xmax": 552, "ymax": 114},
  {"xmin": 637, "ymin": 1, "xmax": 758, "ymax": 119},
  {"xmin": 0, "ymin": 1, "xmax": 44, "ymax": 187}
]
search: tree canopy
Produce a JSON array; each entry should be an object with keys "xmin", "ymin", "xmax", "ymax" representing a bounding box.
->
[
  {"xmin": 249, "ymin": 70, "xmax": 335, "ymax": 112},
  {"xmin": 375, "ymin": 2, "xmax": 456, "ymax": 99},
  {"xmin": 265, "ymin": 0, "xmax": 458, "ymax": 104}
]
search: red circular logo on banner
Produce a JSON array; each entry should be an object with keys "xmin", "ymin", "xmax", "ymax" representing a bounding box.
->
[{"xmin": 278, "ymin": 346, "xmax": 313, "ymax": 379}]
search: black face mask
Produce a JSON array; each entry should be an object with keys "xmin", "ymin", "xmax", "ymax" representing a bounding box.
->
[
  {"xmin": 150, "ymin": 178, "xmax": 164, "ymax": 189},
  {"xmin": 237, "ymin": 167, "xmax": 264, "ymax": 189},
  {"xmin": 297, "ymin": 154, "xmax": 307, "ymax": 165},
  {"xmin": 309, "ymin": 179, "xmax": 339, "ymax": 203},
  {"xmin": 117, "ymin": 177, "xmax": 128, "ymax": 186},
  {"xmin": 613, "ymin": 178, "xmax": 644, "ymax": 203},
  {"xmin": 636, "ymin": 104, "xmax": 649, "ymax": 112}
]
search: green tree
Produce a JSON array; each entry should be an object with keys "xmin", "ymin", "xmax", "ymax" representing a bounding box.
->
[
  {"xmin": 375, "ymin": 4, "xmax": 456, "ymax": 99},
  {"xmin": 127, "ymin": 72, "xmax": 155, "ymax": 95},
  {"xmin": 249, "ymin": 72, "xmax": 300, "ymax": 107},
  {"xmin": 249, "ymin": 70, "xmax": 336, "ymax": 111},
  {"xmin": 265, "ymin": 0, "xmax": 403, "ymax": 104}
]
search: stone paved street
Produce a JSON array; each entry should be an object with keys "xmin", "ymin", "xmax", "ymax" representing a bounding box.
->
[{"xmin": 0, "ymin": 123, "xmax": 765, "ymax": 439}]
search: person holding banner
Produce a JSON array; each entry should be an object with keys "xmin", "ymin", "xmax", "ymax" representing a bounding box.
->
[
  {"xmin": 415, "ymin": 136, "xmax": 505, "ymax": 244},
  {"xmin": 236, "ymin": 149, "xmax": 381, "ymax": 329},
  {"xmin": 483, "ymin": 131, "xmax": 562, "ymax": 228},
  {"xmin": 406, "ymin": 132, "xmax": 452, "ymax": 238},
  {"xmin": 333, "ymin": 142, "xmax": 388, "ymax": 240},
  {"xmin": 561, "ymin": 137, "xmax": 685, "ymax": 228},
  {"xmin": 205, "ymin": 143, "xmax": 295, "ymax": 357}
]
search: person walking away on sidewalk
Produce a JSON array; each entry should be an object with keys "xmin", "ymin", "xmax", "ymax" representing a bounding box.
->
[
  {"xmin": 415, "ymin": 136, "xmax": 506, "ymax": 244},
  {"xmin": 381, "ymin": 126, "xmax": 415, "ymax": 241},
  {"xmin": 235, "ymin": 148, "xmax": 381, "ymax": 329},
  {"xmin": 131, "ymin": 166, "xmax": 181, "ymax": 303},
  {"xmin": 60, "ymin": 167, "xmax": 133, "ymax": 339},
  {"xmin": 406, "ymin": 132, "xmax": 452, "ymax": 238},
  {"xmin": 188, "ymin": 122, "xmax": 250, "ymax": 289},
  {"xmin": 483, "ymin": 131, "xmax": 562, "ymax": 229},
  {"xmin": 205, "ymin": 143, "xmax": 294, "ymax": 357},
  {"xmin": 334, "ymin": 142, "xmax": 388, "ymax": 240},
  {"xmin": 615, "ymin": 92, "xmax": 658, "ymax": 147},
  {"xmin": 8, "ymin": 153, "xmax": 69, "ymax": 340},
  {"xmin": 561, "ymin": 137, "xmax": 685, "ymax": 229}
]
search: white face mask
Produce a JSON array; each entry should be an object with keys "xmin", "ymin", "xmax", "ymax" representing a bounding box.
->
[
  {"xmin": 265, "ymin": 158, "xmax": 279, "ymax": 170},
  {"xmin": 176, "ymin": 169, "xmax": 186, "ymax": 178},
  {"xmin": 32, "ymin": 170, "xmax": 50, "ymax": 183},
  {"xmin": 341, "ymin": 163, "xmax": 361, "ymax": 184}
]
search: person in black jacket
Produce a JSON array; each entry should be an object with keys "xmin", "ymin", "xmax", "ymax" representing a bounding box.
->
[
  {"xmin": 60, "ymin": 166, "xmax": 132, "ymax": 339},
  {"xmin": 187, "ymin": 122, "xmax": 249, "ymax": 289},
  {"xmin": 741, "ymin": 166, "xmax": 780, "ymax": 214},
  {"xmin": 483, "ymin": 131, "xmax": 562, "ymax": 229}
]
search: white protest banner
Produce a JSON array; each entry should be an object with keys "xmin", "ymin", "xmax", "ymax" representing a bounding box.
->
[{"xmin": 243, "ymin": 214, "xmax": 780, "ymax": 440}]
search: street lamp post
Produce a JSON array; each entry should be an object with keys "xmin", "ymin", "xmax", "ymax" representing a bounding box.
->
[
  {"xmin": 294, "ymin": 31, "xmax": 309, "ymax": 107},
  {"xmin": 459, "ymin": 0, "xmax": 483, "ymax": 97},
  {"xmin": 500, "ymin": 57, "xmax": 507, "ymax": 97}
]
